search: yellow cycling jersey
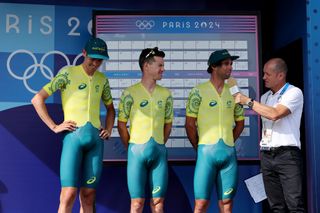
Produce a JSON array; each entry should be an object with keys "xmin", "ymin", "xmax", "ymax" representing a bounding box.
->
[
  {"xmin": 118, "ymin": 82, "xmax": 173, "ymax": 144},
  {"xmin": 186, "ymin": 81, "xmax": 244, "ymax": 146},
  {"xmin": 43, "ymin": 65, "xmax": 113, "ymax": 128}
]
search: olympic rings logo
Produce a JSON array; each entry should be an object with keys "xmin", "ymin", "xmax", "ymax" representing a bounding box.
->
[
  {"xmin": 135, "ymin": 20, "xmax": 155, "ymax": 30},
  {"xmin": 6, "ymin": 49, "xmax": 83, "ymax": 93}
]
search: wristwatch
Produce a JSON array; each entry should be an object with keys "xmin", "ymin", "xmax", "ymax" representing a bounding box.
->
[{"xmin": 246, "ymin": 98, "xmax": 254, "ymax": 108}]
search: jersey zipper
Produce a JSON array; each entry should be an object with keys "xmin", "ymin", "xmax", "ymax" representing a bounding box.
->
[{"xmin": 88, "ymin": 76, "xmax": 92, "ymax": 122}]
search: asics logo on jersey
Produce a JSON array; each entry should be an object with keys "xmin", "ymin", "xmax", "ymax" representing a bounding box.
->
[
  {"xmin": 140, "ymin": 100, "xmax": 149, "ymax": 107},
  {"xmin": 86, "ymin": 176, "xmax": 96, "ymax": 184},
  {"xmin": 152, "ymin": 186, "xmax": 161, "ymax": 194},
  {"xmin": 209, "ymin": 100, "xmax": 217, "ymax": 107},
  {"xmin": 78, "ymin": 83, "xmax": 87, "ymax": 90},
  {"xmin": 224, "ymin": 188, "xmax": 234, "ymax": 195}
]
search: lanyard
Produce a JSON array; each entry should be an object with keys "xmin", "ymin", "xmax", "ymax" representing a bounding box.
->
[{"xmin": 264, "ymin": 82, "xmax": 290, "ymax": 104}]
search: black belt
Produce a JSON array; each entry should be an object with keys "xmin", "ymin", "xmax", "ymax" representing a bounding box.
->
[{"xmin": 260, "ymin": 146, "xmax": 300, "ymax": 153}]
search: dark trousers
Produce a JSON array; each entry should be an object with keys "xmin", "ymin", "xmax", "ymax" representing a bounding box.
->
[{"xmin": 260, "ymin": 146, "xmax": 305, "ymax": 213}]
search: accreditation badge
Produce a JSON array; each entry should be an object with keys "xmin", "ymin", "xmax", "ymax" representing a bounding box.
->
[{"xmin": 260, "ymin": 129, "xmax": 272, "ymax": 147}]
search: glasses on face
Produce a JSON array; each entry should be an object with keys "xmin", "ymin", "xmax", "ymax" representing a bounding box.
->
[{"xmin": 145, "ymin": 47, "xmax": 158, "ymax": 59}]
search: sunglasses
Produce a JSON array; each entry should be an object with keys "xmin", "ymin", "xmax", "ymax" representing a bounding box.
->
[{"xmin": 145, "ymin": 47, "xmax": 159, "ymax": 59}]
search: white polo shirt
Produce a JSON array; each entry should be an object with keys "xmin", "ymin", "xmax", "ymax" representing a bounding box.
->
[{"xmin": 260, "ymin": 84, "xmax": 303, "ymax": 148}]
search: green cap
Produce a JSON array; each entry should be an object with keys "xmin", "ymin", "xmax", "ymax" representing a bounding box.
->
[
  {"xmin": 84, "ymin": 37, "xmax": 109, "ymax": 60},
  {"xmin": 208, "ymin": 49, "xmax": 239, "ymax": 66}
]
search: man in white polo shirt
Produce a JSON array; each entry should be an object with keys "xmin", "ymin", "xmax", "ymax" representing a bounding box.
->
[{"xmin": 236, "ymin": 58, "xmax": 304, "ymax": 212}]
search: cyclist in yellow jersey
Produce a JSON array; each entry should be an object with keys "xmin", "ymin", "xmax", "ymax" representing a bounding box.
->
[
  {"xmin": 31, "ymin": 37, "xmax": 115, "ymax": 213},
  {"xmin": 118, "ymin": 47, "xmax": 173, "ymax": 213},
  {"xmin": 185, "ymin": 49, "xmax": 244, "ymax": 213}
]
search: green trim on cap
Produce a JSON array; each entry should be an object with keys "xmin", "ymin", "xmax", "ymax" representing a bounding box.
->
[{"xmin": 87, "ymin": 54, "xmax": 109, "ymax": 60}]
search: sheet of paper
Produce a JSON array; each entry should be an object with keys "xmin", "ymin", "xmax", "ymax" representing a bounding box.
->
[{"xmin": 244, "ymin": 173, "xmax": 267, "ymax": 203}]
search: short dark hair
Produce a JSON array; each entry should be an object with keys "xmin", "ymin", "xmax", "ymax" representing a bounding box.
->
[{"xmin": 139, "ymin": 47, "xmax": 165, "ymax": 70}]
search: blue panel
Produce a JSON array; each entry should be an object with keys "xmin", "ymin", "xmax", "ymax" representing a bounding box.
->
[
  {"xmin": 0, "ymin": 3, "xmax": 54, "ymax": 52},
  {"xmin": 0, "ymin": 51, "xmax": 54, "ymax": 102},
  {"xmin": 306, "ymin": 0, "xmax": 320, "ymax": 212},
  {"xmin": 54, "ymin": 6, "xmax": 96, "ymax": 54}
]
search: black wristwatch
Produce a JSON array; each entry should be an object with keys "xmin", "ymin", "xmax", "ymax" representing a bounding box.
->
[{"xmin": 246, "ymin": 98, "xmax": 254, "ymax": 108}]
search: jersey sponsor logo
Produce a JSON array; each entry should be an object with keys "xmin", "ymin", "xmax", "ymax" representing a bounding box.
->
[
  {"xmin": 86, "ymin": 176, "xmax": 97, "ymax": 185},
  {"xmin": 78, "ymin": 83, "xmax": 87, "ymax": 90},
  {"xmin": 140, "ymin": 100, "xmax": 149, "ymax": 107},
  {"xmin": 226, "ymin": 100, "xmax": 232, "ymax": 108},
  {"xmin": 209, "ymin": 100, "xmax": 217, "ymax": 107},
  {"xmin": 152, "ymin": 186, "xmax": 161, "ymax": 194},
  {"xmin": 223, "ymin": 188, "xmax": 234, "ymax": 195},
  {"xmin": 95, "ymin": 85, "xmax": 100, "ymax": 92}
]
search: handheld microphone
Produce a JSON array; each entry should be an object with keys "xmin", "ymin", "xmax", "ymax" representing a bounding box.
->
[{"xmin": 226, "ymin": 77, "xmax": 240, "ymax": 96}]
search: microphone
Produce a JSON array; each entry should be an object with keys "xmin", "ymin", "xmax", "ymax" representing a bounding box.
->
[{"xmin": 226, "ymin": 77, "xmax": 240, "ymax": 96}]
